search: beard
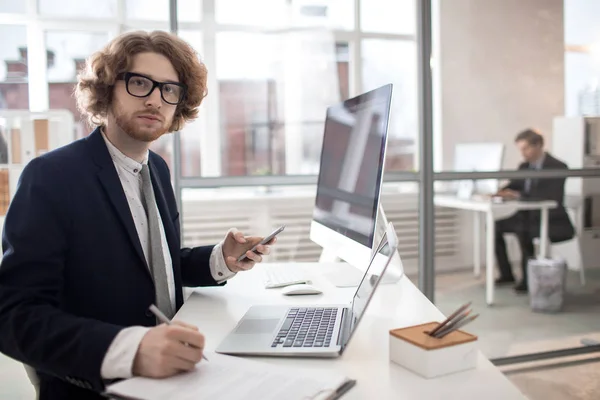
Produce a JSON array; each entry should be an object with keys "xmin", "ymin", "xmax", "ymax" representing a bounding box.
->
[{"xmin": 112, "ymin": 104, "xmax": 171, "ymax": 143}]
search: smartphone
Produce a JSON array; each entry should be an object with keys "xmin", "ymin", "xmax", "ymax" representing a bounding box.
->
[{"xmin": 236, "ymin": 225, "xmax": 286, "ymax": 262}]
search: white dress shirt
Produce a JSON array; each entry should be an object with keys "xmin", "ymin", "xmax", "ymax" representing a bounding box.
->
[
  {"xmin": 100, "ymin": 133, "xmax": 235, "ymax": 379},
  {"xmin": 524, "ymin": 153, "xmax": 546, "ymax": 194}
]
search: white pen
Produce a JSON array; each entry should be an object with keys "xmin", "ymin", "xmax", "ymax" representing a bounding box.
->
[{"xmin": 149, "ymin": 304, "xmax": 209, "ymax": 361}]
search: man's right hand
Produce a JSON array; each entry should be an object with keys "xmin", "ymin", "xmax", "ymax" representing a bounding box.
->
[
  {"xmin": 496, "ymin": 189, "xmax": 520, "ymax": 200},
  {"xmin": 132, "ymin": 321, "xmax": 205, "ymax": 378}
]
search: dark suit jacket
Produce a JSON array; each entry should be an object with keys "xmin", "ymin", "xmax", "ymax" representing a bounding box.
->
[
  {"xmin": 0, "ymin": 128, "xmax": 222, "ymax": 400},
  {"xmin": 504, "ymin": 152, "xmax": 575, "ymax": 242}
]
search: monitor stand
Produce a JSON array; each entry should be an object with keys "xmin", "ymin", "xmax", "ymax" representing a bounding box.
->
[
  {"xmin": 319, "ymin": 205, "xmax": 404, "ymax": 288},
  {"xmin": 318, "ymin": 249, "xmax": 365, "ymax": 288}
]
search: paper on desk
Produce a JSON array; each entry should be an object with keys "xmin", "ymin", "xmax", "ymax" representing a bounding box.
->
[{"xmin": 105, "ymin": 352, "xmax": 351, "ymax": 400}]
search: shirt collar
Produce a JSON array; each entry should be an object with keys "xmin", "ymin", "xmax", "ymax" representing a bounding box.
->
[
  {"xmin": 533, "ymin": 153, "xmax": 546, "ymax": 169},
  {"xmin": 101, "ymin": 129, "xmax": 148, "ymax": 176}
]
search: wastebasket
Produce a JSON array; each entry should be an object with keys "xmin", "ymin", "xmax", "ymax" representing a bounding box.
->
[{"xmin": 527, "ymin": 257, "xmax": 567, "ymax": 313}]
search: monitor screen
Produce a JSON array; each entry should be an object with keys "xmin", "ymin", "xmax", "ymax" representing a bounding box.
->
[
  {"xmin": 312, "ymin": 84, "xmax": 392, "ymax": 249},
  {"xmin": 453, "ymin": 142, "xmax": 504, "ymax": 194}
]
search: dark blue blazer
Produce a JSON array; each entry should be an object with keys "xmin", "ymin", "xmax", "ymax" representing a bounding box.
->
[
  {"xmin": 504, "ymin": 152, "xmax": 575, "ymax": 242},
  {"xmin": 0, "ymin": 128, "xmax": 220, "ymax": 400}
]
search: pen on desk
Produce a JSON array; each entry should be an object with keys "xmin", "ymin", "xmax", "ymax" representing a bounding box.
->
[
  {"xmin": 324, "ymin": 379, "xmax": 357, "ymax": 400},
  {"xmin": 436, "ymin": 314, "xmax": 479, "ymax": 338},
  {"xmin": 148, "ymin": 304, "xmax": 209, "ymax": 362},
  {"xmin": 428, "ymin": 301, "xmax": 471, "ymax": 337}
]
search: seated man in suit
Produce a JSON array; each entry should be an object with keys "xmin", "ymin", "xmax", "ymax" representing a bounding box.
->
[
  {"xmin": 494, "ymin": 129, "xmax": 574, "ymax": 293},
  {"xmin": 0, "ymin": 31, "xmax": 276, "ymax": 400}
]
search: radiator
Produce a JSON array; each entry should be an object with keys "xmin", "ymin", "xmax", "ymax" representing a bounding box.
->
[{"xmin": 181, "ymin": 190, "xmax": 462, "ymax": 273}]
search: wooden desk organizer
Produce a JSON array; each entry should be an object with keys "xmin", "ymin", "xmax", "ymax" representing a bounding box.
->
[{"xmin": 389, "ymin": 322, "xmax": 478, "ymax": 379}]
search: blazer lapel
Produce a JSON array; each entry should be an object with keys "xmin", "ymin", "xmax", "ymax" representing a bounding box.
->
[{"xmin": 86, "ymin": 128, "xmax": 151, "ymax": 280}]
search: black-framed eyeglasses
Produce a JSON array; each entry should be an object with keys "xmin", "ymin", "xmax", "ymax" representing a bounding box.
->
[{"xmin": 116, "ymin": 72, "xmax": 187, "ymax": 105}]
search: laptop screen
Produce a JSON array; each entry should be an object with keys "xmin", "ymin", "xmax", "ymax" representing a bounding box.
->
[{"xmin": 348, "ymin": 231, "xmax": 396, "ymax": 335}]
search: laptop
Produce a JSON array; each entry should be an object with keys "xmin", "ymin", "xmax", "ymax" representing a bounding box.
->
[{"xmin": 215, "ymin": 222, "xmax": 399, "ymax": 357}]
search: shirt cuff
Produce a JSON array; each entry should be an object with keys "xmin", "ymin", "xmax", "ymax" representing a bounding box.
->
[
  {"xmin": 210, "ymin": 240, "xmax": 237, "ymax": 283},
  {"xmin": 100, "ymin": 326, "xmax": 151, "ymax": 380}
]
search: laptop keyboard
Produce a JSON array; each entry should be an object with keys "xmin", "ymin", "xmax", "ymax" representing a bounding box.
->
[{"xmin": 271, "ymin": 307, "xmax": 338, "ymax": 348}]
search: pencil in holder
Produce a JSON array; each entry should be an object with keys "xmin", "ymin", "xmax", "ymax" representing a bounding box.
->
[{"xmin": 389, "ymin": 322, "xmax": 478, "ymax": 379}]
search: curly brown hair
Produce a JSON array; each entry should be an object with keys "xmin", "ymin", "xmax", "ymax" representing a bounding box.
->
[{"xmin": 75, "ymin": 30, "xmax": 208, "ymax": 132}]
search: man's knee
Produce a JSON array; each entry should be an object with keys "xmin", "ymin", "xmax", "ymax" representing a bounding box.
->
[
  {"xmin": 518, "ymin": 235, "xmax": 534, "ymax": 249},
  {"xmin": 494, "ymin": 230, "xmax": 507, "ymax": 244},
  {"xmin": 495, "ymin": 222, "xmax": 510, "ymax": 237}
]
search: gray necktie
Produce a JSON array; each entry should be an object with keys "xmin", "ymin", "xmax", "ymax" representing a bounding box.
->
[
  {"xmin": 140, "ymin": 165, "xmax": 174, "ymax": 319},
  {"xmin": 524, "ymin": 163, "xmax": 536, "ymax": 194}
]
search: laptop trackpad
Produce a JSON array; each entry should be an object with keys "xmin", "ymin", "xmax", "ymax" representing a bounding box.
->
[{"xmin": 234, "ymin": 318, "xmax": 280, "ymax": 334}]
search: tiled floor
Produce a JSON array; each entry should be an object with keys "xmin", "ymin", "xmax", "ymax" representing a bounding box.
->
[
  {"xmin": 430, "ymin": 267, "xmax": 600, "ymax": 399},
  {"xmin": 431, "ymin": 268, "xmax": 600, "ymax": 360},
  {"xmin": 1, "ymin": 268, "xmax": 599, "ymax": 399}
]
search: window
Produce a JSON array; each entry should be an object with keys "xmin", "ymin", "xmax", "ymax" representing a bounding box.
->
[
  {"xmin": 0, "ymin": 0, "xmax": 419, "ymax": 178},
  {"xmin": 0, "ymin": 0, "xmax": 26, "ymax": 13},
  {"xmin": 125, "ymin": 0, "xmax": 169, "ymax": 21},
  {"xmin": 360, "ymin": 0, "xmax": 416, "ymax": 35},
  {"xmin": 216, "ymin": 0, "xmax": 353, "ymax": 30},
  {"xmin": 214, "ymin": 31, "xmax": 347, "ymax": 176},
  {"xmin": 291, "ymin": 0, "xmax": 354, "ymax": 30},
  {"xmin": 0, "ymin": 25, "xmax": 29, "ymax": 110},
  {"xmin": 178, "ymin": 0, "xmax": 203, "ymax": 23},
  {"xmin": 362, "ymin": 39, "xmax": 418, "ymax": 172},
  {"xmin": 175, "ymin": 30, "xmax": 203, "ymax": 177},
  {"xmin": 216, "ymin": 32, "xmax": 280, "ymax": 176},
  {"xmin": 126, "ymin": 0, "xmax": 201, "ymax": 23},
  {"xmin": 38, "ymin": 0, "xmax": 117, "ymax": 18},
  {"xmin": 216, "ymin": 0, "xmax": 290, "ymax": 28},
  {"xmin": 46, "ymin": 31, "xmax": 110, "ymax": 138}
]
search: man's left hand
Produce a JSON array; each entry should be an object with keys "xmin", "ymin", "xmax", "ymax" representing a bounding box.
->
[{"xmin": 221, "ymin": 228, "xmax": 275, "ymax": 273}]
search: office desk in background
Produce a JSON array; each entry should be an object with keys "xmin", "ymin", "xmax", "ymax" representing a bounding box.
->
[
  {"xmin": 434, "ymin": 195, "xmax": 557, "ymax": 305},
  {"xmin": 177, "ymin": 263, "xmax": 526, "ymax": 400}
]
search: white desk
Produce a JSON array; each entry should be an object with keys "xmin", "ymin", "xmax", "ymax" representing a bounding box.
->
[
  {"xmin": 434, "ymin": 195, "xmax": 557, "ymax": 305},
  {"xmin": 176, "ymin": 263, "xmax": 526, "ymax": 400}
]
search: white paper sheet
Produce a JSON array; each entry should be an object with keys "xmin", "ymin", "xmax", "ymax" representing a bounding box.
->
[{"xmin": 106, "ymin": 352, "xmax": 350, "ymax": 400}]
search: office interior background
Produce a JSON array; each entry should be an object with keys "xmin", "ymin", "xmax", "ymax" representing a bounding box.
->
[{"xmin": 1, "ymin": 0, "xmax": 600, "ymax": 398}]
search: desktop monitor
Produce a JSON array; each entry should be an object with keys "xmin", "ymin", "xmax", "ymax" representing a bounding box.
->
[
  {"xmin": 453, "ymin": 142, "xmax": 504, "ymax": 195},
  {"xmin": 310, "ymin": 84, "xmax": 393, "ymax": 271}
]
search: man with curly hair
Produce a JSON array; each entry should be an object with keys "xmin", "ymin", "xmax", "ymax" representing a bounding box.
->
[{"xmin": 0, "ymin": 31, "xmax": 274, "ymax": 400}]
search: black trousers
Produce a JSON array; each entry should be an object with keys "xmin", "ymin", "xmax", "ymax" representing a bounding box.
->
[{"xmin": 494, "ymin": 212, "xmax": 535, "ymax": 282}]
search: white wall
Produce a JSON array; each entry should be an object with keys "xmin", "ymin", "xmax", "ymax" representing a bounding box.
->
[
  {"xmin": 433, "ymin": 0, "xmax": 565, "ymax": 270},
  {"xmin": 438, "ymin": 0, "xmax": 564, "ymax": 171}
]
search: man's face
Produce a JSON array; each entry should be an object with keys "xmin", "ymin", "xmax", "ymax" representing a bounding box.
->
[
  {"xmin": 516, "ymin": 139, "xmax": 543, "ymax": 163},
  {"xmin": 110, "ymin": 52, "xmax": 180, "ymax": 143}
]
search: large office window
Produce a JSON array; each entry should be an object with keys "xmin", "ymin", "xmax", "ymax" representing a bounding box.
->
[
  {"xmin": 362, "ymin": 39, "xmax": 417, "ymax": 172},
  {"xmin": 183, "ymin": 0, "xmax": 418, "ymax": 177},
  {"xmin": 125, "ymin": 0, "xmax": 170, "ymax": 21},
  {"xmin": 360, "ymin": 0, "xmax": 415, "ymax": 35},
  {"xmin": 0, "ymin": 0, "xmax": 26, "ymax": 13},
  {"xmin": 0, "ymin": 25, "xmax": 28, "ymax": 110},
  {"xmin": 0, "ymin": 0, "xmax": 418, "ymax": 177},
  {"xmin": 46, "ymin": 31, "xmax": 111, "ymax": 138},
  {"xmin": 38, "ymin": 0, "xmax": 118, "ymax": 18}
]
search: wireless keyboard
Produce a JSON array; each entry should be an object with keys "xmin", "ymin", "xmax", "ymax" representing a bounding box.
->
[{"xmin": 262, "ymin": 266, "xmax": 311, "ymax": 289}]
